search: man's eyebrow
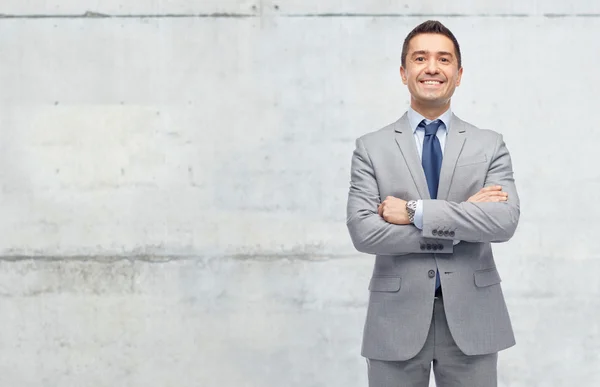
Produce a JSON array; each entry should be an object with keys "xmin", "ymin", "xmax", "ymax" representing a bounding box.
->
[{"xmin": 411, "ymin": 50, "xmax": 454, "ymax": 57}]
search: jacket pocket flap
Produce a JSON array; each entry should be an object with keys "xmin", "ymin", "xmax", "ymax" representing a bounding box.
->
[
  {"xmin": 474, "ymin": 268, "xmax": 502, "ymax": 287},
  {"xmin": 369, "ymin": 276, "xmax": 401, "ymax": 292},
  {"xmin": 457, "ymin": 154, "xmax": 487, "ymax": 167}
]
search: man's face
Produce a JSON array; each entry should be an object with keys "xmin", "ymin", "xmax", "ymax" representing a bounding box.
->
[{"xmin": 400, "ymin": 33, "xmax": 463, "ymax": 109}]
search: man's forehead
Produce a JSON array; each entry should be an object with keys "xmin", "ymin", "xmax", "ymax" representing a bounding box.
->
[{"xmin": 408, "ymin": 34, "xmax": 456, "ymax": 54}]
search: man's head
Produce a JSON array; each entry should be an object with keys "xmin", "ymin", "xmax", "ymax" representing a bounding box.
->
[{"xmin": 400, "ymin": 20, "xmax": 463, "ymax": 116}]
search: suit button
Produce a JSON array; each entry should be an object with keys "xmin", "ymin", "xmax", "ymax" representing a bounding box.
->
[
  {"xmin": 426, "ymin": 244, "xmax": 432, "ymax": 250},
  {"xmin": 438, "ymin": 244, "xmax": 444, "ymax": 250},
  {"xmin": 420, "ymin": 244, "xmax": 426, "ymax": 250},
  {"xmin": 443, "ymin": 231, "xmax": 449, "ymax": 236},
  {"xmin": 428, "ymin": 270, "xmax": 435, "ymax": 278},
  {"xmin": 449, "ymin": 231, "xmax": 455, "ymax": 237},
  {"xmin": 432, "ymin": 244, "xmax": 438, "ymax": 251},
  {"xmin": 432, "ymin": 230, "xmax": 438, "ymax": 236}
]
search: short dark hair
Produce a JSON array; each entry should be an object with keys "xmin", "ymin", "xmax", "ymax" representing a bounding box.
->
[{"xmin": 401, "ymin": 20, "xmax": 462, "ymax": 68}]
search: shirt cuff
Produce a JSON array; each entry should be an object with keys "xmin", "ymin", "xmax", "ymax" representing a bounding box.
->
[{"xmin": 413, "ymin": 200, "xmax": 424, "ymax": 229}]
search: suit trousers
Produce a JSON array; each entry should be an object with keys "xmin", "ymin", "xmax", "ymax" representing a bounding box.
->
[{"xmin": 366, "ymin": 296, "xmax": 498, "ymax": 387}]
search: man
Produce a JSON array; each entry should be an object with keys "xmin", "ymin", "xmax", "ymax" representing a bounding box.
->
[{"xmin": 346, "ymin": 20, "xmax": 520, "ymax": 387}]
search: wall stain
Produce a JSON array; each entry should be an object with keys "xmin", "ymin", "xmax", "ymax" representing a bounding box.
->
[
  {"xmin": 0, "ymin": 12, "xmax": 599, "ymax": 19},
  {"xmin": 0, "ymin": 253, "xmax": 356, "ymax": 262}
]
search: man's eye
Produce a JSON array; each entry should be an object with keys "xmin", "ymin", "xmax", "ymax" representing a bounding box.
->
[
  {"xmin": 415, "ymin": 57, "xmax": 425, "ymax": 62},
  {"xmin": 440, "ymin": 58, "xmax": 450, "ymax": 62}
]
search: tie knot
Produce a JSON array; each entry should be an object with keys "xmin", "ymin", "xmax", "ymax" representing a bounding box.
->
[{"xmin": 420, "ymin": 120, "xmax": 442, "ymax": 136}]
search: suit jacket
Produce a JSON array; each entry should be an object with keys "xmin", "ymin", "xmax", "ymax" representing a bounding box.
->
[{"xmin": 346, "ymin": 112, "xmax": 520, "ymax": 361}]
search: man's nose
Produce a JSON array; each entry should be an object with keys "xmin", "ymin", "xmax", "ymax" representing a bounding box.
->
[{"xmin": 425, "ymin": 59, "xmax": 439, "ymax": 74}]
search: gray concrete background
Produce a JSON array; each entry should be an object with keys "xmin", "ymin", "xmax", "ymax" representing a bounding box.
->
[{"xmin": 0, "ymin": 1, "xmax": 598, "ymax": 386}]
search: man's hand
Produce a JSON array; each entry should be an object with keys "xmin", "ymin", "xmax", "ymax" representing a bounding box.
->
[
  {"xmin": 378, "ymin": 196, "xmax": 410, "ymax": 225},
  {"xmin": 468, "ymin": 185, "xmax": 508, "ymax": 203}
]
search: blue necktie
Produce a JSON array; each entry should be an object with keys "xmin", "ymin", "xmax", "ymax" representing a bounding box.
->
[{"xmin": 420, "ymin": 119, "xmax": 443, "ymax": 290}]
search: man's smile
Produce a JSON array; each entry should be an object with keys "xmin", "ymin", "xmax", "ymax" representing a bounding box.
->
[{"xmin": 420, "ymin": 79, "xmax": 445, "ymax": 87}]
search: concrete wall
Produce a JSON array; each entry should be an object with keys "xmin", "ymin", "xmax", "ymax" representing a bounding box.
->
[{"xmin": 1, "ymin": 1, "xmax": 599, "ymax": 386}]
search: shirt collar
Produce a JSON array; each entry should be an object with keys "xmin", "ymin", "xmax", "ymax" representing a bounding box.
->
[{"xmin": 407, "ymin": 106, "xmax": 453, "ymax": 134}]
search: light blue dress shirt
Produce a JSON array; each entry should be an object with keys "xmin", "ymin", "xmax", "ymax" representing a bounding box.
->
[{"xmin": 406, "ymin": 106, "xmax": 453, "ymax": 230}]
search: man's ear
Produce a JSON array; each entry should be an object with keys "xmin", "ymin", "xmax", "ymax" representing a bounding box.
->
[
  {"xmin": 400, "ymin": 66, "xmax": 408, "ymax": 85},
  {"xmin": 456, "ymin": 67, "xmax": 464, "ymax": 86}
]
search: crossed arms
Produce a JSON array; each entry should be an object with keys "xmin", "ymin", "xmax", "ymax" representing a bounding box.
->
[{"xmin": 346, "ymin": 134, "xmax": 520, "ymax": 256}]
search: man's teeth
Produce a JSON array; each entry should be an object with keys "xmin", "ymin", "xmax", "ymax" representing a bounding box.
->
[{"xmin": 423, "ymin": 81, "xmax": 441, "ymax": 85}]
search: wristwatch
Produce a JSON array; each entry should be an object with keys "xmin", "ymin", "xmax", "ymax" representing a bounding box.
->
[{"xmin": 406, "ymin": 200, "xmax": 418, "ymax": 223}]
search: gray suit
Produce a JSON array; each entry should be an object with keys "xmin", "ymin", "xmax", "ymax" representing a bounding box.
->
[{"xmin": 346, "ymin": 112, "xmax": 519, "ymax": 362}]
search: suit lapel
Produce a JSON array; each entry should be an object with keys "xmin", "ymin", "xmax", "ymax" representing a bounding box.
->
[
  {"xmin": 394, "ymin": 114, "xmax": 430, "ymax": 200},
  {"xmin": 437, "ymin": 114, "xmax": 467, "ymax": 200}
]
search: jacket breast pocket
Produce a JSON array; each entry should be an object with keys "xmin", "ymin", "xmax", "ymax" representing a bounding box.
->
[
  {"xmin": 369, "ymin": 276, "xmax": 401, "ymax": 292},
  {"xmin": 474, "ymin": 267, "xmax": 502, "ymax": 287}
]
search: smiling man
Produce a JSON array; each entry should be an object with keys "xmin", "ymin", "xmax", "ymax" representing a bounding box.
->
[{"xmin": 346, "ymin": 21, "xmax": 520, "ymax": 386}]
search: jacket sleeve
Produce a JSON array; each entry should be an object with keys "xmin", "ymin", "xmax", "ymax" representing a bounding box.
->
[
  {"xmin": 421, "ymin": 134, "xmax": 520, "ymax": 243},
  {"xmin": 346, "ymin": 137, "xmax": 453, "ymax": 255}
]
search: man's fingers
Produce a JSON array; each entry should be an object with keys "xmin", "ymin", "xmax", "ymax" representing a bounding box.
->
[
  {"xmin": 472, "ymin": 191, "xmax": 505, "ymax": 200},
  {"xmin": 479, "ymin": 185, "xmax": 502, "ymax": 193},
  {"xmin": 477, "ymin": 190, "xmax": 508, "ymax": 198},
  {"xmin": 482, "ymin": 191, "xmax": 508, "ymax": 197},
  {"xmin": 468, "ymin": 190, "xmax": 509, "ymax": 203}
]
